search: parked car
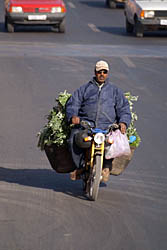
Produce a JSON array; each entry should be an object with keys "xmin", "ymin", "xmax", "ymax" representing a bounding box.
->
[
  {"xmin": 4, "ymin": 0, "xmax": 66, "ymax": 33},
  {"xmin": 106, "ymin": 0, "xmax": 125, "ymax": 9},
  {"xmin": 124, "ymin": 0, "xmax": 167, "ymax": 37}
]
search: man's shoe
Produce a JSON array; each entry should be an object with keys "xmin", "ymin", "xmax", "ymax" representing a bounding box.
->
[
  {"xmin": 101, "ymin": 168, "xmax": 110, "ymax": 182},
  {"xmin": 70, "ymin": 168, "xmax": 84, "ymax": 181}
]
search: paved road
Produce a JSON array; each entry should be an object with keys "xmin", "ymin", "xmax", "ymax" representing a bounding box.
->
[{"xmin": 0, "ymin": 0, "xmax": 167, "ymax": 250}]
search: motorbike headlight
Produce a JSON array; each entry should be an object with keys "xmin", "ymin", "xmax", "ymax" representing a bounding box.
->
[
  {"xmin": 94, "ymin": 133, "xmax": 105, "ymax": 144},
  {"xmin": 51, "ymin": 7, "xmax": 62, "ymax": 13},
  {"xmin": 11, "ymin": 6, "xmax": 23, "ymax": 13},
  {"xmin": 140, "ymin": 10, "xmax": 155, "ymax": 19}
]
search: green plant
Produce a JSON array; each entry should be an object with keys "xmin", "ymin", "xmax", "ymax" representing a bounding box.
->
[
  {"xmin": 37, "ymin": 90, "xmax": 72, "ymax": 150},
  {"xmin": 124, "ymin": 92, "xmax": 141, "ymax": 147}
]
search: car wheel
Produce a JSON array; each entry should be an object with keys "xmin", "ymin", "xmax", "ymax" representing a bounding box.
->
[
  {"xmin": 5, "ymin": 16, "xmax": 7, "ymax": 29},
  {"xmin": 126, "ymin": 17, "xmax": 133, "ymax": 33},
  {"xmin": 134, "ymin": 19, "xmax": 143, "ymax": 37},
  {"xmin": 58, "ymin": 19, "xmax": 65, "ymax": 33},
  {"xmin": 108, "ymin": 0, "xmax": 116, "ymax": 9},
  {"xmin": 6, "ymin": 20, "xmax": 15, "ymax": 33},
  {"xmin": 106, "ymin": 0, "xmax": 109, "ymax": 7}
]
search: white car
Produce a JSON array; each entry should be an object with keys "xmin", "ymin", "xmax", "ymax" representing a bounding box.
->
[{"xmin": 124, "ymin": 0, "xmax": 167, "ymax": 37}]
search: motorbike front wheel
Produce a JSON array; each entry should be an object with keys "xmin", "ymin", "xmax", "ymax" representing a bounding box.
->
[{"xmin": 89, "ymin": 154, "xmax": 102, "ymax": 201}]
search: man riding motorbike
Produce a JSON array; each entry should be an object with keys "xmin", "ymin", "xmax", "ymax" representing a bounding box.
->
[{"xmin": 66, "ymin": 60, "xmax": 131, "ymax": 182}]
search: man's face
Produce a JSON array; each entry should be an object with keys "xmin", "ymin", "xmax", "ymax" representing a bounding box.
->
[{"xmin": 95, "ymin": 69, "xmax": 108, "ymax": 84}]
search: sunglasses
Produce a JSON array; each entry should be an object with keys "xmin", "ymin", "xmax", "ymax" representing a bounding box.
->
[{"xmin": 97, "ymin": 70, "xmax": 108, "ymax": 74}]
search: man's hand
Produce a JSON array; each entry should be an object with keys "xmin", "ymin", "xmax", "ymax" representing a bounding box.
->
[
  {"xmin": 72, "ymin": 116, "xmax": 80, "ymax": 125},
  {"xmin": 119, "ymin": 122, "xmax": 127, "ymax": 134}
]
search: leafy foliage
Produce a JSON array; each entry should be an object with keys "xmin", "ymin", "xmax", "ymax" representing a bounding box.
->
[
  {"xmin": 124, "ymin": 92, "xmax": 141, "ymax": 148},
  {"xmin": 37, "ymin": 90, "xmax": 72, "ymax": 150}
]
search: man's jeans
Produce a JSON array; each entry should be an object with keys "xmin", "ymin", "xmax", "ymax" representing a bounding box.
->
[{"xmin": 68, "ymin": 128, "xmax": 85, "ymax": 169}]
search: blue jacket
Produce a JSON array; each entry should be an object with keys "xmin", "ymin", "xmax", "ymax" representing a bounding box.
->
[{"xmin": 66, "ymin": 78, "xmax": 131, "ymax": 130}]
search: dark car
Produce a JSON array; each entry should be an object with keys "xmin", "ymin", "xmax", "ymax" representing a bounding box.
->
[{"xmin": 106, "ymin": 0, "xmax": 125, "ymax": 9}]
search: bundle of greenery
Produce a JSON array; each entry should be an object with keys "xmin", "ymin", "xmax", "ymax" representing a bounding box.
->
[
  {"xmin": 37, "ymin": 90, "xmax": 72, "ymax": 150},
  {"xmin": 125, "ymin": 92, "xmax": 141, "ymax": 148},
  {"xmin": 37, "ymin": 90, "xmax": 141, "ymax": 151}
]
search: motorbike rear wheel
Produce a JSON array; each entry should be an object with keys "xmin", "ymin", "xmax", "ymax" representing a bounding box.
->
[{"xmin": 89, "ymin": 154, "xmax": 102, "ymax": 201}]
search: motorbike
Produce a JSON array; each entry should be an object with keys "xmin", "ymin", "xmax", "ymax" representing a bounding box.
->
[{"xmin": 75, "ymin": 121, "xmax": 119, "ymax": 201}]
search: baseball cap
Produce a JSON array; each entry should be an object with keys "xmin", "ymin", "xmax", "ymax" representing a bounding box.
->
[{"xmin": 95, "ymin": 60, "xmax": 109, "ymax": 72}]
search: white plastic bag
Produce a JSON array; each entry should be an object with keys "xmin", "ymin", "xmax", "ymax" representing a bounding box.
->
[{"xmin": 105, "ymin": 129, "xmax": 131, "ymax": 159}]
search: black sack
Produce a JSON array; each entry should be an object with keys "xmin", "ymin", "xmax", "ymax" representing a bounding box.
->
[{"xmin": 44, "ymin": 144, "xmax": 76, "ymax": 173}]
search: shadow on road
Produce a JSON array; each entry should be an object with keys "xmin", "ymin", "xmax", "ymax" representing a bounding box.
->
[
  {"xmin": 79, "ymin": 0, "xmax": 124, "ymax": 9},
  {"xmin": 98, "ymin": 26, "xmax": 126, "ymax": 36},
  {"xmin": 0, "ymin": 22, "xmax": 61, "ymax": 33},
  {"xmin": 0, "ymin": 166, "xmax": 91, "ymax": 200},
  {"xmin": 79, "ymin": 0, "xmax": 106, "ymax": 8},
  {"xmin": 98, "ymin": 26, "xmax": 167, "ymax": 38}
]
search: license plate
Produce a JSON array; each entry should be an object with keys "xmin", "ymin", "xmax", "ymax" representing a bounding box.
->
[
  {"xmin": 28, "ymin": 15, "xmax": 47, "ymax": 20},
  {"xmin": 160, "ymin": 19, "xmax": 167, "ymax": 25}
]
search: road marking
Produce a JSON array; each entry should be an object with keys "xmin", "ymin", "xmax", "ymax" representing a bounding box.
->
[
  {"xmin": 67, "ymin": 2, "xmax": 76, "ymax": 8},
  {"xmin": 64, "ymin": 234, "xmax": 72, "ymax": 237},
  {"xmin": 122, "ymin": 56, "xmax": 136, "ymax": 68},
  {"xmin": 88, "ymin": 23, "xmax": 100, "ymax": 32}
]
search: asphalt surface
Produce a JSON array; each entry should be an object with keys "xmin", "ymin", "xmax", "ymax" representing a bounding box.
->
[{"xmin": 0, "ymin": 0, "xmax": 167, "ymax": 250}]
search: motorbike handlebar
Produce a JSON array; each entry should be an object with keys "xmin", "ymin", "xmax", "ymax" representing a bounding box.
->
[{"xmin": 80, "ymin": 120, "xmax": 119, "ymax": 133}]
